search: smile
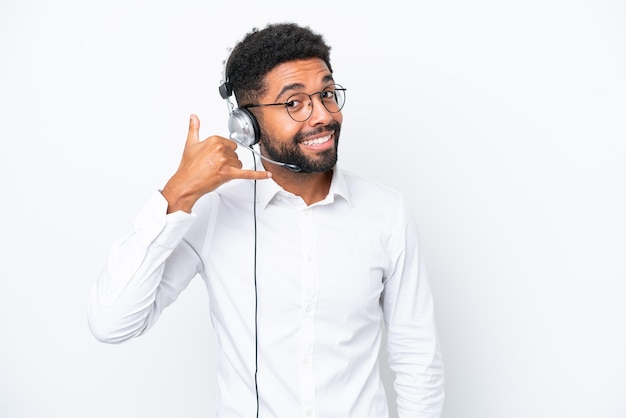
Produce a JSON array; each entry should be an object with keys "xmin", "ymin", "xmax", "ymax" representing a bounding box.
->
[{"xmin": 300, "ymin": 133, "xmax": 332, "ymax": 147}]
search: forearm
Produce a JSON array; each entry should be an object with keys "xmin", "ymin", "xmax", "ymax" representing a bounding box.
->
[
  {"xmin": 387, "ymin": 306, "xmax": 445, "ymax": 418},
  {"xmin": 385, "ymin": 258, "xmax": 444, "ymax": 416}
]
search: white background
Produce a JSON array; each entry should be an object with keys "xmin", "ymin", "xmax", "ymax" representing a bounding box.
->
[{"xmin": 1, "ymin": 0, "xmax": 625, "ymax": 417}]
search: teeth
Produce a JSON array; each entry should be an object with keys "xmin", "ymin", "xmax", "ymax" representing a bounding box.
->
[{"xmin": 302, "ymin": 134, "xmax": 331, "ymax": 146}]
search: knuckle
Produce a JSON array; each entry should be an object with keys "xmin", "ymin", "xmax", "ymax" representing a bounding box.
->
[{"xmin": 214, "ymin": 155, "xmax": 230, "ymax": 167}]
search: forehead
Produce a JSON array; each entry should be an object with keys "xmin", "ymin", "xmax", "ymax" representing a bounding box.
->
[{"xmin": 262, "ymin": 58, "xmax": 333, "ymax": 100}]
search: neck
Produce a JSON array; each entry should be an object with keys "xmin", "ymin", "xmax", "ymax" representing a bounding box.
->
[{"xmin": 264, "ymin": 162, "xmax": 333, "ymax": 206}]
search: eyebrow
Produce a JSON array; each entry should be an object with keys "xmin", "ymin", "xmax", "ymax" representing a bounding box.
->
[{"xmin": 274, "ymin": 74, "xmax": 335, "ymax": 101}]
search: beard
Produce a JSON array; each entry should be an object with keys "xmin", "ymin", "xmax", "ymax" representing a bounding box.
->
[{"xmin": 259, "ymin": 121, "xmax": 341, "ymax": 173}]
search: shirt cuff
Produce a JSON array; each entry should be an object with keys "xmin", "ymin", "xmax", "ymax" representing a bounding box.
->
[{"xmin": 132, "ymin": 190, "xmax": 197, "ymax": 248}]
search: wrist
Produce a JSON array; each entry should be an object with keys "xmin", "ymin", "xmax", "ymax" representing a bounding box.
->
[{"xmin": 161, "ymin": 182, "xmax": 199, "ymax": 214}]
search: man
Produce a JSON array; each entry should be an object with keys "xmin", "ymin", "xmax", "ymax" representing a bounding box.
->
[{"xmin": 88, "ymin": 22, "xmax": 444, "ymax": 418}]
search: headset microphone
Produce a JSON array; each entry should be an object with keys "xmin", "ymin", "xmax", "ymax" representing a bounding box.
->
[{"xmin": 228, "ymin": 133, "xmax": 302, "ymax": 172}]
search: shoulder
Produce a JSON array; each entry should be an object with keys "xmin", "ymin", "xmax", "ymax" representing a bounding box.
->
[
  {"xmin": 339, "ymin": 168, "xmax": 407, "ymax": 207},
  {"xmin": 334, "ymin": 168, "xmax": 416, "ymax": 235}
]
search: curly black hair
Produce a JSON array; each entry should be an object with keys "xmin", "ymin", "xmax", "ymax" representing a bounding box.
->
[{"xmin": 225, "ymin": 22, "xmax": 332, "ymax": 106}]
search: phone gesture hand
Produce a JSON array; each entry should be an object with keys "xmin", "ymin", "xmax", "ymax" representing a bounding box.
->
[{"xmin": 162, "ymin": 114, "xmax": 271, "ymax": 213}]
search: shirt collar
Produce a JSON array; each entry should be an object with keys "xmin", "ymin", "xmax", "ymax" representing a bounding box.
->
[{"xmin": 255, "ymin": 162, "xmax": 352, "ymax": 210}]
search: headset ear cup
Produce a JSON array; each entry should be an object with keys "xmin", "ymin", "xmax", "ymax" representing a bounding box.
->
[
  {"xmin": 242, "ymin": 108, "xmax": 260, "ymax": 146},
  {"xmin": 228, "ymin": 107, "xmax": 260, "ymax": 147}
]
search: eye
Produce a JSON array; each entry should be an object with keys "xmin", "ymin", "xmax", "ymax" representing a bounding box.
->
[
  {"xmin": 285, "ymin": 94, "xmax": 306, "ymax": 110},
  {"xmin": 320, "ymin": 90, "xmax": 335, "ymax": 100}
]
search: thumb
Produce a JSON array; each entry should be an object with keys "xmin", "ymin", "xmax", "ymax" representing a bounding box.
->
[{"xmin": 186, "ymin": 114, "xmax": 200, "ymax": 145}]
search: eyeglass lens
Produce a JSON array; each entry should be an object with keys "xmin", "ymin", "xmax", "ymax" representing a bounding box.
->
[{"xmin": 287, "ymin": 85, "xmax": 346, "ymax": 122}]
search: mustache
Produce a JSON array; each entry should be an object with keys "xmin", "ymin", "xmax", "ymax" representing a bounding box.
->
[{"xmin": 294, "ymin": 121, "xmax": 341, "ymax": 143}]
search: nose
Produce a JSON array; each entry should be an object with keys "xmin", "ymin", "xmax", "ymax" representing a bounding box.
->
[{"xmin": 307, "ymin": 94, "xmax": 333, "ymax": 126}]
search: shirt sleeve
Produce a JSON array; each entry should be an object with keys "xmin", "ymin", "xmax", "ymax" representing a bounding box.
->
[
  {"xmin": 382, "ymin": 200, "xmax": 445, "ymax": 418},
  {"xmin": 87, "ymin": 190, "xmax": 204, "ymax": 344}
]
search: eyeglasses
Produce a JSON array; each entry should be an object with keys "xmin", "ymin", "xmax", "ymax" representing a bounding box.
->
[{"xmin": 242, "ymin": 84, "xmax": 347, "ymax": 122}]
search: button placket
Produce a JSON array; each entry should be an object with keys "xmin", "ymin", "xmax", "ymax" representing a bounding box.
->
[{"xmin": 299, "ymin": 207, "xmax": 318, "ymax": 414}]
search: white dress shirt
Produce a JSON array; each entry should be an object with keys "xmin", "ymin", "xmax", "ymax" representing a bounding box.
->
[{"xmin": 88, "ymin": 165, "xmax": 444, "ymax": 418}]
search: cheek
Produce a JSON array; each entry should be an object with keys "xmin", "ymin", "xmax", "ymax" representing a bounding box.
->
[{"xmin": 261, "ymin": 114, "xmax": 300, "ymax": 143}]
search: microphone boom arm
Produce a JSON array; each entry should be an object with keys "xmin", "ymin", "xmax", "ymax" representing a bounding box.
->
[{"xmin": 228, "ymin": 135, "xmax": 302, "ymax": 172}]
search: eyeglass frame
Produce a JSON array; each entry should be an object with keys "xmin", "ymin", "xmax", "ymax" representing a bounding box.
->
[{"xmin": 241, "ymin": 84, "xmax": 347, "ymax": 122}]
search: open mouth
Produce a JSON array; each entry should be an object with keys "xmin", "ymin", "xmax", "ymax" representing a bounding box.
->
[{"xmin": 300, "ymin": 133, "xmax": 333, "ymax": 148}]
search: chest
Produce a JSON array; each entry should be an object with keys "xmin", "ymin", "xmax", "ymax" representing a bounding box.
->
[{"xmin": 204, "ymin": 201, "xmax": 393, "ymax": 322}]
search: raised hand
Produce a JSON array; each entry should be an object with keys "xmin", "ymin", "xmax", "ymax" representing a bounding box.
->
[{"xmin": 161, "ymin": 114, "xmax": 271, "ymax": 213}]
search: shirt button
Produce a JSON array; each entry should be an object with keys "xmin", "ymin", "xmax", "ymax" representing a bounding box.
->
[
  {"xmin": 305, "ymin": 408, "xmax": 313, "ymax": 416},
  {"xmin": 305, "ymin": 304, "xmax": 312, "ymax": 313}
]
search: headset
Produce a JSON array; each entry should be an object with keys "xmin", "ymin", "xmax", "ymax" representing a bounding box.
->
[
  {"xmin": 218, "ymin": 48, "xmax": 301, "ymax": 172},
  {"xmin": 218, "ymin": 48, "xmax": 261, "ymax": 147}
]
